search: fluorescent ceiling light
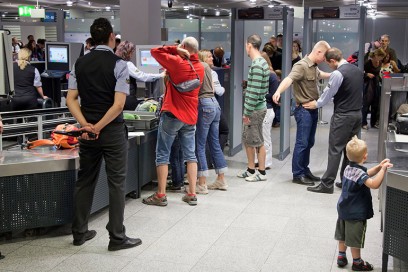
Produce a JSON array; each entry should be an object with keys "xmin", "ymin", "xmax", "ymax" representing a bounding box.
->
[
  {"xmin": 105, "ymin": 6, "xmax": 111, "ymax": 11},
  {"xmin": 66, "ymin": 1, "xmax": 73, "ymax": 6},
  {"xmin": 215, "ymin": 10, "xmax": 220, "ymax": 16}
]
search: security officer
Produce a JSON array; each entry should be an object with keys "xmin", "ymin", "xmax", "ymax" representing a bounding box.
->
[{"xmin": 66, "ymin": 17, "xmax": 141, "ymax": 251}]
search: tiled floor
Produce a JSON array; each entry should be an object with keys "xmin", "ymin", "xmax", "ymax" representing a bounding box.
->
[{"xmin": 1, "ymin": 103, "xmax": 407, "ymax": 272}]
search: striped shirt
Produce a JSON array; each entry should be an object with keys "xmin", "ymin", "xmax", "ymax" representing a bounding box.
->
[{"xmin": 244, "ymin": 57, "xmax": 269, "ymax": 116}]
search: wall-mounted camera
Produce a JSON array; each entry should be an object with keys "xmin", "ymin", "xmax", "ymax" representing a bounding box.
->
[{"xmin": 168, "ymin": 0, "xmax": 173, "ymax": 8}]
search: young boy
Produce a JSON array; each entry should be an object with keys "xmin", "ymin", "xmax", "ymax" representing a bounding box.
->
[{"xmin": 335, "ymin": 136, "xmax": 393, "ymax": 271}]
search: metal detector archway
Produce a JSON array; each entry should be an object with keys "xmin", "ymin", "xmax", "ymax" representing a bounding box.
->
[{"xmin": 229, "ymin": 6, "xmax": 294, "ymax": 160}]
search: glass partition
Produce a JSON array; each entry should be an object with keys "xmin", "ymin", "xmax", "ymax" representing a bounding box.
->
[
  {"xmin": 165, "ymin": 19, "xmax": 199, "ymax": 45},
  {"xmin": 313, "ymin": 19, "xmax": 359, "ymax": 60},
  {"xmin": 201, "ymin": 18, "xmax": 231, "ymax": 53}
]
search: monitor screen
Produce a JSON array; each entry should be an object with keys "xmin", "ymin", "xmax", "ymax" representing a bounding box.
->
[
  {"xmin": 140, "ymin": 50, "xmax": 159, "ymax": 67},
  {"xmin": 46, "ymin": 43, "xmax": 70, "ymax": 71},
  {"xmin": 49, "ymin": 45, "xmax": 68, "ymax": 63}
]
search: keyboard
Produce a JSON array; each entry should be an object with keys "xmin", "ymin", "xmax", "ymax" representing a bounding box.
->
[{"xmin": 43, "ymin": 70, "xmax": 68, "ymax": 78}]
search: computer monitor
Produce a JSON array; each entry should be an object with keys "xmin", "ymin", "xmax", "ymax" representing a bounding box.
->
[
  {"xmin": 135, "ymin": 45, "xmax": 161, "ymax": 74},
  {"xmin": 45, "ymin": 42, "xmax": 84, "ymax": 72},
  {"xmin": 46, "ymin": 43, "xmax": 70, "ymax": 71}
]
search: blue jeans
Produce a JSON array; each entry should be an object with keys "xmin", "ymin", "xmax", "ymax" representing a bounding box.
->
[
  {"xmin": 196, "ymin": 97, "xmax": 228, "ymax": 177},
  {"xmin": 292, "ymin": 106, "xmax": 318, "ymax": 177},
  {"xmin": 156, "ymin": 112, "xmax": 197, "ymax": 166},
  {"xmin": 170, "ymin": 136, "xmax": 185, "ymax": 187}
]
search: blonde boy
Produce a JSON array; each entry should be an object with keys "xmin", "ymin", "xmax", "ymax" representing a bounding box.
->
[{"xmin": 335, "ymin": 136, "xmax": 392, "ymax": 271}]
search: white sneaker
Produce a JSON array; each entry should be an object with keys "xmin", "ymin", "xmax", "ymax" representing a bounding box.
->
[
  {"xmin": 245, "ymin": 172, "xmax": 267, "ymax": 182},
  {"xmin": 207, "ymin": 179, "xmax": 228, "ymax": 191},
  {"xmin": 196, "ymin": 184, "xmax": 209, "ymax": 194},
  {"xmin": 237, "ymin": 169, "xmax": 252, "ymax": 178}
]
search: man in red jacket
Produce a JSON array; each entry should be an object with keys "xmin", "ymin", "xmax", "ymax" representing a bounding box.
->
[{"xmin": 143, "ymin": 37, "xmax": 204, "ymax": 206}]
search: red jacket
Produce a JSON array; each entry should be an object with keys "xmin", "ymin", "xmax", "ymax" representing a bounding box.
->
[{"xmin": 151, "ymin": 46, "xmax": 204, "ymax": 125}]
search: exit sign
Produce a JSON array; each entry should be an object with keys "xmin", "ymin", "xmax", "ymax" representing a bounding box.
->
[{"xmin": 18, "ymin": 5, "xmax": 35, "ymax": 17}]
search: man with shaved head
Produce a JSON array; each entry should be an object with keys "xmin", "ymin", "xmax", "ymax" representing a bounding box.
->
[
  {"xmin": 273, "ymin": 41, "xmax": 331, "ymax": 186},
  {"xmin": 303, "ymin": 48, "xmax": 364, "ymax": 194}
]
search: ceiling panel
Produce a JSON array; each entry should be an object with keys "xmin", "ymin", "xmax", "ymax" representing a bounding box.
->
[{"xmin": 1, "ymin": 0, "xmax": 407, "ymax": 18}]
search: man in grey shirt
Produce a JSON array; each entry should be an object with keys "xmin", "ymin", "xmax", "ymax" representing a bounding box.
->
[{"xmin": 303, "ymin": 48, "xmax": 363, "ymax": 194}]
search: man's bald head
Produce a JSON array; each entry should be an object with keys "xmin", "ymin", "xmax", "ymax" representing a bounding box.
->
[{"xmin": 181, "ymin": 37, "xmax": 199, "ymax": 53}]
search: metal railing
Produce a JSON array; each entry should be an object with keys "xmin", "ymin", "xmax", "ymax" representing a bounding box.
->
[{"xmin": 0, "ymin": 108, "xmax": 76, "ymax": 150}]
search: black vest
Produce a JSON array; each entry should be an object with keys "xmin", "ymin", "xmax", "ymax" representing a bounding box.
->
[
  {"xmin": 13, "ymin": 62, "xmax": 37, "ymax": 98},
  {"xmin": 75, "ymin": 49, "xmax": 123, "ymax": 123},
  {"xmin": 334, "ymin": 63, "xmax": 364, "ymax": 113}
]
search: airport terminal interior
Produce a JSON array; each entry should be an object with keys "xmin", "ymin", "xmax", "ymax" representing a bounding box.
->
[{"xmin": 1, "ymin": 0, "xmax": 408, "ymax": 271}]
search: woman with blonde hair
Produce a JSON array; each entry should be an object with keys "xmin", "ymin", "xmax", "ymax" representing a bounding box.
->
[
  {"xmin": 194, "ymin": 49, "xmax": 228, "ymax": 193},
  {"xmin": 12, "ymin": 48, "xmax": 47, "ymax": 111},
  {"xmin": 115, "ymin": 40, "xmax": 164, "ymax": 110}
]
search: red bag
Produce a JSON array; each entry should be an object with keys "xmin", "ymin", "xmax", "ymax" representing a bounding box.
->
[{"xmin": 25, "ymin": 123, "xmax": 79, "ymax": 149}]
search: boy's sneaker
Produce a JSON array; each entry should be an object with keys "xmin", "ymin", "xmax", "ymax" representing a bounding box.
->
[
  {"xmin": 337, "ymin": 256, "xmax": 348, "ymax": 267},
  {"xmin": 237, "ymin": 170, "xmax": 252, "ymax": 178},
  {"xmin": 352, "ymin": 260, "xmax": 373, "ymax": 271},
  {"xmin": 245, "ymin": 172, "xmax": 267, "ymax": 182},
  {"xmin": 182, "ymin": 194, "xmax": 197, "ymax": 206},
  {"xmin": 196, "ymin": 184, "xmax": 208, "ymax": 194},
  {"xmin": 142, "ymin": 193, "xmax": 168, "ymax": 206},
  {"xmin": 207, "ymin": 179, "xmax": 228, "ymax": 191}
]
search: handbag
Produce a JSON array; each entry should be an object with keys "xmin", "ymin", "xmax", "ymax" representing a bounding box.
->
[{"xmin": 168, "ymin": 59, "xmax": 201, "ymax": 92}]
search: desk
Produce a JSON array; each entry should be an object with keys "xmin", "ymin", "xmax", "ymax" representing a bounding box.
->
[
  {"xmin": 41, "ymin": 74, "xmax": 66, "ymax": 107},
  {"xmin": 0, "ymin": 131, "xmax": 157, "ymax": 235},
  {"xmin": 382, "ymin": 141, "xmax": 408, "ymax": 271}
]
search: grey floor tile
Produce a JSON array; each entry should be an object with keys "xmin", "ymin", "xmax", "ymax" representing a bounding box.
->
[
  {"xmin": 196, "ymin": 245, "xmax": 271, "ymax": 272},
  {"xmin": 282, "ymin": 217, "xmax": 337, "ymax": 239},
  {"xmin": 26, "ymin": 233, "xmax": 78, "ymax": 249},
  {"xmin": 137, "ymin": 225, "xmax": 224, "ymax": 265},
  {"xmin": 120, "ymin": 259, "xmax": 192, "ymax": 272},
  {"xmin": 0, "ymin": 241, "xmax": 26, "ymax": 255},
  {"xmin": 177, "ymin": 207, "xmax": 239, "ymax": 229},
  {"xmin": 212, "ymin": 227, "xmax": 281, "ymax": 251},
  {"xmin": 52, "ymin": 252, "xmax": 133, "ymax": 272},
  {"xmin": 122, "ymin": 214, "xmax": 182, "ymax": 238},
  {"xmin": 0, "ymin": 245, "xmax": 77, "ymax": 272},
  {"xmin": 262, "ymin": 253, "xmax": 333, "ymax": 272},
  {"xmin": 230, "ymin": 212, "xmax": 290, "ymax": 233},
  {"xmin": 191, "ymin": 264, "xmax": 241, "ymax": 272},
  {"xmin": 271, "ymin": 234, "xmax": 337, "ymax": 260}
]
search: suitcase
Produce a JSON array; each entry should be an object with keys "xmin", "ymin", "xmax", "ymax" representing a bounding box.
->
[{"xmin": 396, "ymin": 113, "xmax": 408, "ymax": 135}]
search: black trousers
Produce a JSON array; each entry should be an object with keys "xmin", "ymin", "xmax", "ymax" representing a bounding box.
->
[
  {"xmin": 321, "ymin": 111, "xmax": 361, "ymax": 187},
  {"xmin": 72, "ymin": 122, "xmax": 128, "ymax": 243},
  {"xmin": 12, "ymin": 95, "xmax": 38, "ymax": 111}
]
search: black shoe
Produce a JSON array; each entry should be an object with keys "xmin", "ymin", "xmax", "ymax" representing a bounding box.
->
[
  {"xmin": 307, "ymin": 183, "xmax": 334, "ymax": 194},
  {"xmin": 337, "ymin": 255, "xmax": 348, "ymax": 268},
  {"xmin": 335, "ymin": 182, "xmax": 342, "ymax": 189},
  {"xmin": 166, "ymin": 184, "xmax": 183, "ymax": 191},
  {"xmin": 108, "ymin": 237, "xmax": 142, "ymax": 251},
  {"xmin": 352, "ymin": 260, "xmax": 373, "ymax": 271},
  {"xmin": 292, "ymin": 176, "xmax": 315, "ymax": 186},
  {"xmin": 73, "ymin": 230, "xmax": 97, "ymax": 246},
  {"xmin": 305, "ymin": 173, "xmax": 321, "ymax": 181}
]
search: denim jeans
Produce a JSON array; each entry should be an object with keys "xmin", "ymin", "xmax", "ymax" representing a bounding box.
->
[
  {"xmin": 156, "ymin": 112, "xmax": 197, "ymax": 166},
  {"xmin": 292, "ymin": 106, "xmax": 318, "ymax": 177},
  {"xmin": 196, "ymin": 97, "xmax": 228, "ymax": 177},
  {"xmin": 170, "ymin": 136, "xmax": 185, "ymax": 187}
]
